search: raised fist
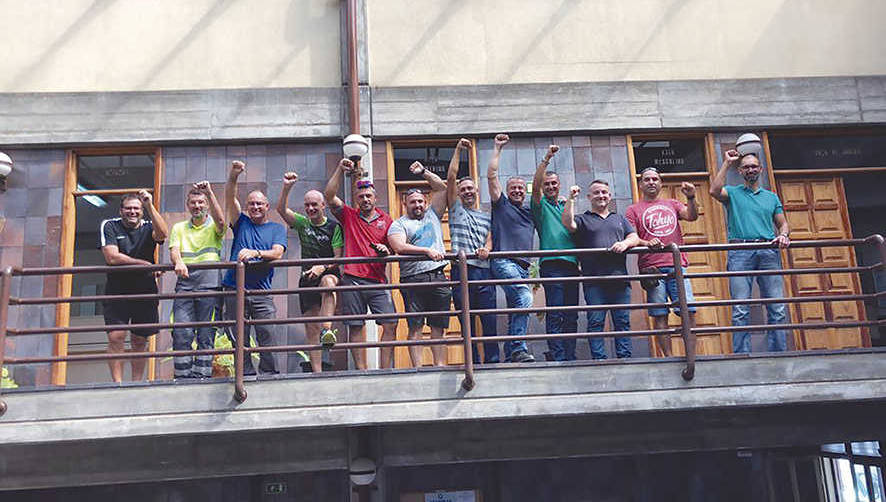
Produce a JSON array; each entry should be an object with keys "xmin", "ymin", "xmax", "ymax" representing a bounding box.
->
[
  {"xmin": 724, "ymin": 149, "xmax": 740, "ymax": 164},
  {"xmin": 548, "ymin": 145, "xmax": 560, "ymax": 155},
  {"xmin": 339, "ymin": 158, "xmax": 355, "ymax": 174},
  {"xmin": 409, "ymin": 161, "xmax": 425, "ymax": 175},
  {"xmin": 137, "ymin": 189, "xmax": 153, "ymax": 205},
  {"xmin": 680, "ymin": 182, "xmax": 696, "ymax": 198},
  {"xmin": 569, "ymin": 185, "xmax": 581, "ymax": 200},
  {"xmin": 230, "ymin": 160, "xmax": 246, "ymax": 177},
  {"xmin": 494, "ymin": 134, "xmax": 510, "ymax": 149},
  {"xmin": 456, "ymin": 138, "xmax": 472, "ymax": 150},
  {"xmin": 283, "ymin": 172, "xmax": 299, "ymax": 187},
  {"xmin": 193, "ymin": 180, "xmax": 210, "ymax": 192}
]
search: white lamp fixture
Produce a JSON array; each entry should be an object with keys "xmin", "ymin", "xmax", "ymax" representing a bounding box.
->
[
  {"xmin": 342, "ymin": 134, "xmax": 370, "ymax": 163},
  {"xmin": 0, "ymin": 152, "xmax": 13, "ymax": 192},
  {"xmin": 735, "ymin": 133, "xmax": 763, "ymax": 157}
]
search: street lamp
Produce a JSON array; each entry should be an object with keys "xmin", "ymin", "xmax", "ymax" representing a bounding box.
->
[
  {"xmin": 342, "ymin": 134, "xmax": 369, "ymax": 163},
  {"xmin": 0, "ymin": 152, "xmax": 13, "ymax": 192},
  {"xmin": 736, "ymin": 133, "xmax": 762, "ymax": 157}
]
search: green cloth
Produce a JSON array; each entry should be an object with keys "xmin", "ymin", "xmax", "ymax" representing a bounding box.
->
[
  {"xmin": 724, "ymin": 185, "xmax": 784, "ymax": 240},
  {"xmin": 168, "ymin": 217, "xmax": 223, "ymax": 264},
  {"xmin": 531, "ymin": 197, "xmax": 577, "ymax": 265},
  {"xmin": 290, "ymin": 213, "xmax": 343, "ymax": 259}
]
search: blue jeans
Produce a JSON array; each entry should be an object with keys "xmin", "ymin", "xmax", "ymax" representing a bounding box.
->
[
  {"xmin": 727, "ymin": 249, "xmax": 788, "ymax": 353},
  {"xmin": 489, "ymin": 258, "xmax": 531, "ymax": 360},
  {"xmin": 646, "ymin": 267, "xmax": 697, "ymax": 317},
  {"xmin": 583, "ymin": 280, "xmax": 632, "ymax": 359},
  {"xmin": 172, "ymin": 290, "xmax": 220, "ymax": 378},
  {"xmin": 541, "ymin": 260, "xmax": 578, "ymax": 361},
  {"xmin": 451, "ymin": 265, "xmax": 501, "ymax": 363}
]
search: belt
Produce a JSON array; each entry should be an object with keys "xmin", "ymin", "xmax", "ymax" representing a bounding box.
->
[{"xmin": 728, "ymin": 239, "xmax": 771, "ymax": 243}]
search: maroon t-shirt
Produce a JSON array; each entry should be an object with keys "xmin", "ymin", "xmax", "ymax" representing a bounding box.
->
[
  {"xmin": 625, "ymin": 199, "xmax": 689, "ymax": 270},
  {"xmin": 335, "ymin": 205, "xmax": 393, "ymax": 282}
]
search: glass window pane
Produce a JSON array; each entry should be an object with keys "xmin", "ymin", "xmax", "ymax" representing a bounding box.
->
[
  {"xmin": 855, "ymin": 464, "xmax": 870, "ymax": 502},
  {"xmin": 769, "ymin": 133, "xmax": 886, "ymax": 170},
  {"xmin": 836, "ymin": 458, "xmax": 859, "ymax": 502},
  {"xmin": 824, "ymin": 443, "xmax": 849, "ymax": 454},
  {"xmin": 871, "ymin": 466, "xmax": 883, "ymax": 502},
  {"xmin": 852, "ymin": 442, "xmax": 882, "ymax": 457},
  {"xmin": 632, "ymin": 138, "xmax": 707, "ymax": 174},
  {"xmin": 393, "ymin": 146, "xmax": 469, "ymax": 182},
  {"xmin": 77, "ymin": 154, "xmax": 154, "ymax": 190}
]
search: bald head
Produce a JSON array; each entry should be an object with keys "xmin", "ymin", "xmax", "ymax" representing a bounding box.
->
[
  {"xmin": 245, "ymin": 190, "xmax": 270, "ymax": 223},
  {"xmin": 303, "ymin": 189, "xmax": 327, "ymax": 222}
]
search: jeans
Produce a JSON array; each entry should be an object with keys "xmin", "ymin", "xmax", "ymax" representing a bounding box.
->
[
  {"xmin": 583, "ymin": 280, "xmax": 632, "ymax": 359},
  {"xmin": 172, "ymin": 291, "xmax": 220, "ymax": 378},
  {"xmin": 489, "ymin": 258, "xmax": 531, "ymax": 360},
  {"xmin": 646, "ymin": 267, "xmax": 697, "ymax": 317},
  {"xmin": 451, "ymin": 265, "xmax": 501, "ymax": 363},
  {"xmin": 224, "ymin": 291, "xmax": 279, "ymax": 375},
  {"xmin": 727, "ymin": 249, "xmax": 788, "ymax": 353},
  {"xmin": 540, "ymin": 260, "xmax": 578, "ymax": 361}
]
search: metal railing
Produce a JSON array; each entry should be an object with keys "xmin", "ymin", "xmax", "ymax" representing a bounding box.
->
[{"xmin": 0, "ymin": 235, "xmax": 884, "ymax": 415}]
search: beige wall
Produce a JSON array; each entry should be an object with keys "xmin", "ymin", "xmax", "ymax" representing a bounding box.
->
[
  {"xmin": 0, "ymin": 0, "xmax": 341, "ymax": 92},
  {"xmin": 368, "ymin": 0, "xmax": 886, "ymax": 87}
]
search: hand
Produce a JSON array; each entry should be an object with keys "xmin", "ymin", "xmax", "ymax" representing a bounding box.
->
[
  {"xmin": 339, "ymin": 158, "xmax": 355, "ymax": 174},
  {"xmin": 680, "ymin": 182, "xmax": 696, "ymax": 199},
  {"xmin": 174, "ymin": 261, "xmax": 190, "ymax": 279},
  {"xmin": 371, "ymin": 243, "xmax": 390, "ymax": 256},
  {"xmin": 724, "ymin": 149, "xmax": 740, "ymax": 165},
  {"xmin": 456, "ymin": 138, "xmax": 472, "ymax": 150},
  {"xmin": 569, "ymin": 185, "xmax": 581, "ymax": 200},
  {"xmin": 425, "ymin": 248, "xmax": 443, "ymax": 261},
  {"xmin": 306, "ymin": 264, "xmax": 325, "ymax": 279},
  {"xmin": 646, "ymin": 238, "xmax": 664, "ymax": 249},
  {"xmin": 772, "ymin": 234, "xmax": 790, "ymax": 249},
  {"xmin": 193, "ymin": 180, "xmax": 211, "ymax": 193},
  {"xmin": 152, "ymin": 270, "xmax": 163, "ymax": 279},
  {"xmin": 545, "ymin": 145, "xmax": 560, "ymax": 161},
  {"xmin": 137, "ymin": 189, "xmax": 153, "ymax": 206},
  {"xmin": 237, "ymin": 248, "xmax": 258, "ymax": 263},
  {"xmin": 282, "ymin": 171, "xmax": 298, "ymax": 187},
  {"xmin": 409, "ymin": 161, "xmax": 425, "ymax": 175},
  {"xmin": 230, "ymin": 160, "xmax": 246, "ymax": 178},
  {"xmin": 476, "ymin": 247, "xmax": 490, "ymax": 260},
  {"xmin": 609, "ymin": 240, "xmax": 630, "ymax": 254},
  {"xmin": 494, "ymin": 133, "xmax": 510, "ymax": 149}
]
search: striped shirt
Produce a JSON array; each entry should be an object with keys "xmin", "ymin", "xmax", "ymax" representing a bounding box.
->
[{"xmin": 449, "ymin": 200, "xmax": 492, "ymax": 268}]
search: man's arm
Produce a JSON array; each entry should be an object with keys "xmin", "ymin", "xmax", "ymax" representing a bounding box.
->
[
  {"xmin": 772, "ymin": 212, "xmax": 791, "ymax": 249},
  {"xmin": 487, "ymin": 134, "xmax": 509, "ymax": 203},
  {"xmin": 276, "ymin": 172, "xmax": 299, "ymax": 227},
  {"xmin": 409, "ymin": 161, "xmax": 448, "ymax": 217},
  {"xmin": 476, "ymin": 230, "xmax": 492, "ymax": 260},
  {"xmin": 531, "ymin": 145, "xmax": 559, "ymax": 205},
  {"xmin": 447, "ymin": 138, "xmax": 472, "ymax": 207},
  {"xmin": 561, "ymin": 185, "xmax": 580, "ymax": 233},
  {"xmin": 138, "ymin": 190, "xmax": 168, "ymax": 242},
  {"xmin": 710, "ymin": 149, "xmax": 738, "ymax": 203},
  {"xmin": 236, "ymin": 244, "xmax": 285, "ymax": 263},
  {"xmin": 324, "ymin": 159, "xmax": 353, "ymax": 214},
  {"xmin": 101, "ymin": 245, "xmax": 152, "ymax": 266},
  {"xmin": 388, "ymin": 229, "xmax": 444, "ymax": 261},
  {"xmin": 678, "ymin": 182, "xmax": 699, "ymax": 221},
  {"xmin": 226, "ymin": 161, "xmax": 245, "ymax": 225},
  {"xmin": 610, "ymin": 232, "xmax": 641, "ymax": 253},
  {"xmin": 192, "ymin": 180, "xmax": 225, "ymax": 233},
  {"xmin": 170, "ymin": 246, "xmax": 189, "ymax": 278}
]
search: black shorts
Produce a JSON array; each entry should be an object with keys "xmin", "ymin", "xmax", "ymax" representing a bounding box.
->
[
  {"xmin": 298, "ymin": 270, "xmax": 340, "ymax": 313},
  {"xmin": 103, "ymin": 298, "xmax": 160, "ymax": 337},
  {"xmin": 400, "ymin": 267, "xmax": 452, "ymax": 329},
  {"xmin": 339, "ymin": 274, "xmax": 398, "ymax": 326}
]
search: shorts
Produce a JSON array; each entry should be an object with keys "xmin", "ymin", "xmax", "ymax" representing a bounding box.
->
[
  {"xmin": 400, "ymin": 267, "xmax": 452, "ymax": 329},
  {"xmin": 298, "ymin": 270, "xmax": 341, "ymax": 313},
  {"xmin": 339, "ymin": 274, "xmax": 398, "ymax": 326},
  {"xmin": 103, "ymin": 298, "xmax": 160, "ymax": 337},
  {"xmin": 646, "ymin": 267, "xmax": 697, "ymax": 317}
]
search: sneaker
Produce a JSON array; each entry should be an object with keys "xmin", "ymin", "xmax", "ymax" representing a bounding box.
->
[
  {"xmin": 510, "ymin": 350, "xmax": 535, "ymax": 363},
  {"xmin": 320, "ymin": 328, "xmax": 338, "ymax": 348}
]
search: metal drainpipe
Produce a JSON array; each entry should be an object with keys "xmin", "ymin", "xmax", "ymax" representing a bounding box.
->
[{"xmin": 347, "ymin": 0, "xmax": 360, "ymax": 136}]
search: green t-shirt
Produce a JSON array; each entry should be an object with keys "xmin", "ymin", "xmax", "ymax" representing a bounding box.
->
[
  {"xmin": 724, "ymin": 185, "xmax": 784, "ymax": 240},
  {"xmin": 531, "ymin": 196, "xmax": 577, "ymax": 265},
  {"xmin": 290, "ymin": 213, "xmax": 343, "ymax": 259}
]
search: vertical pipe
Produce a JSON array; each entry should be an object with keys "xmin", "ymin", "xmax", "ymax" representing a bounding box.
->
[
  {"xmin": 670, "ymin": 244, "xmax": 696, "ymax": 381},
  {"xmin": 458, "ymin": 251, "xmax": 475, "ymax": 391},
  {"xmin": 234, "ymin": 262, "xmax": 247, "ymax": 403},
  {"xmin": 347, "ymin": 0, "xmax": 360, "ymax": 135},
  {"xmin": 0, "ymin": 267, "xmax": 13, "ymax": 416}
]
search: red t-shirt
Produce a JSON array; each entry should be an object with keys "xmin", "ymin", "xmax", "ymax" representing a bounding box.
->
[
  {"xmin": 336, "ymin": 205, "xmax": 393, "ymax": 282},
  {"xmin": 625, "ymin": 198, "xmax": 689, "ymax": 270}
]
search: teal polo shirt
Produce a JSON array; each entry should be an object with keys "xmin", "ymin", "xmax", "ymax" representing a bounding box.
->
[
  {"xmin": 724, "ymin": 185, "xmax": 784, "ymax": 240},
  {"xmin": 531, "ymin": 196, "xmax": 577, "ymax": 265}
]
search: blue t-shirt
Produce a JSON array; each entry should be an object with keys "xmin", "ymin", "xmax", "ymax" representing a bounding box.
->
[
  {"xmin": 491, "ymin": 194, "xmax": 535, "ymax": 266},
  {"xmin": 572, "ymin": 211, "xmax": 636, "ymax": 276},
  {"xmin": 222, "ymin": 213, "xmax": 287, "ymax": 290},
  {"xmin": 723, "ymin": 185, "xmax": 784, "ymax": 240}
]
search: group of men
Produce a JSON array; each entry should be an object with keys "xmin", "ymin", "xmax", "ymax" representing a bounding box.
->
[{"xmin": 98, "ymin": 134, "xmax": 790, "ymax": 381}]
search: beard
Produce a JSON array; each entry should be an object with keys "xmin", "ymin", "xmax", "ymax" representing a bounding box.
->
[{"xmin": 743, "ymin": 172, "xmax": 759, "ymax": 183}]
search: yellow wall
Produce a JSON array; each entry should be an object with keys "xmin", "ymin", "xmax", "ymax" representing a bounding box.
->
[
  {"xmin": 0, "ymin": 0, "xmax": 341, "ymax": 92},
  {"xmin": 368, "ymin": 0, "xmax": 886, "ymax": 86}
]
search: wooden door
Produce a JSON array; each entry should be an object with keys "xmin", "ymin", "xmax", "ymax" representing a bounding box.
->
[
  {"xmin": 776, "ymin": 176, "xmax": 866, "ymax": 349},
  {"xmin": 646, "ymin": 179, "xmax": 733, "ymax": 355},
  {"xmin": 389, "ymin": 188, "xmax": 465, "ymax": 368}
]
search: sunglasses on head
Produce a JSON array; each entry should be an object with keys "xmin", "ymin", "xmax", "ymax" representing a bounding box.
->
[
  {"xmin": 405, "ymin": 188, "xmax": 424, "ymax": 196},
  {"xmin": 356, "ymin": 180, "xmax": 374, "ymax": 189}
]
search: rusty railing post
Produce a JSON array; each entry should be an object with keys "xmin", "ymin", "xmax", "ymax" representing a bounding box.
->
[
  {"xmin": 233, "ymin": 261, "xmax": 247, "ymax": 403},
  {"xmin": 0, "ymin": 267, "xmax": 12, "ymax": 416},
  {"xmin": 458, "ymin": 251, "xmax": 475, "ymax": 391},
  {"xmin": 669, "ymin": 244, "xmax": 696, "ymax": 381}
]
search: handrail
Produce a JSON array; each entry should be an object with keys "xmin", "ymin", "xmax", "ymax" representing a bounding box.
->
[{"xmin": 0, "ymin": 235, "xmax": 883, "ymax": 413}]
